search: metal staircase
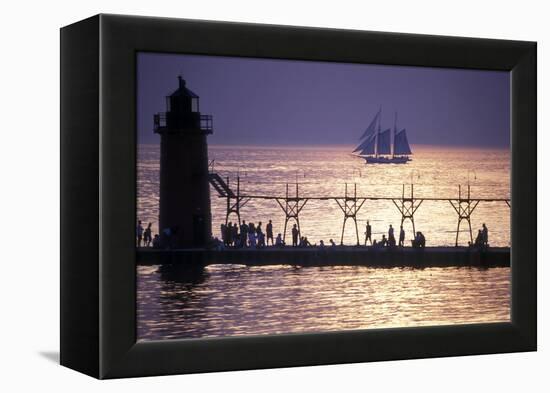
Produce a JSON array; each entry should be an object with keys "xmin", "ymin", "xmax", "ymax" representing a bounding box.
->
[{"xmin": 208, "ymin": 173, "xmax": 235, "ymax": 198}]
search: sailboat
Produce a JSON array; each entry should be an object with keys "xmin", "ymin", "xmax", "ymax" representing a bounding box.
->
[{"xmin": 353, "ymin": 109, "xmax": 412, "ymax": 164}]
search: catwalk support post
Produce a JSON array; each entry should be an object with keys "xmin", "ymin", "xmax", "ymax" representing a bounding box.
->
[{"xmin": 334, "ymin": 183, "xmax": 366, "ymax": 245}]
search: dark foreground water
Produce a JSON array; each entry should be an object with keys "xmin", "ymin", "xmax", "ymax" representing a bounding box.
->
[{"xmin": 137, "ymin": 263, "xmax": 510, "ymax": 340}]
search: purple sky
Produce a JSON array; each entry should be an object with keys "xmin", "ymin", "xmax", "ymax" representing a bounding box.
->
[{"xmin": 137, "ymin": 52, "xmax": 510, "ymax": 147}]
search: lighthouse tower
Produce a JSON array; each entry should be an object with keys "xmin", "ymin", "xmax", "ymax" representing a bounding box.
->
[{"xmin": 154, "ymin": 76, "xmax": 213, "ymax": 248}]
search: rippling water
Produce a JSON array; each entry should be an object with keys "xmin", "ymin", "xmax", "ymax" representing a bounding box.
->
[
  {"xmin": 137, "ymin": 144, "xmax": 510, "ymax": 340},
  {"xmin": 137, "ymin": 264, "xmax": 510, "ymax": 340}
]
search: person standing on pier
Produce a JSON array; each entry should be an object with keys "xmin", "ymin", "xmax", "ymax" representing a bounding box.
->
[
  {"xmin": 136, "ymin": 220, "xmax": 144, "ymax": 247},
  {"xmin": 266, "ymin": 220, "xmax": 274, "ymax": 246},
  {"xmin": 292, "ymin": 224, "xmax": 299, "ymax": 247},
  {"xmin": 365, "ymin": 221, "xmax": 372, "ymax": 245},
  {"xmin": 232, "ymin": 223, "xmax": 239, "ymax": 247},
  {"xmin": 388, "ymin": 225, "xmax": 396, "ymax": 247},
  {"xmin": 227, "ymin": 221, "xmax": 234, "ymax": 246},
  {"xmin": 482, "ymin": 223, "xmax": 489, "ymax": 247},
  {"xmin": 220, "ymin": 223, "xmax": 227, "ymax": 246},
  {"xmin": 248, "ymin": 222, "xmax": 257, "ymax": 247},
  {"xmin": 256, "ymin": 222, "xmax": 265, "ymax": 248},
  {"xmin": 259, "ymin": 231, "xmax": 266, "ymax": 248},
  {"xmin": 144, "ymin": 223, "xmax": 152, "ymax": 247},
  {"xmin": 399, "ymin": 225, "xmax": 405, "ymax": 247},
  {"xmin": 475, "ymin": 230, "xmax": 483, "ymax": 247},
  {"xmin": 240, "ymin": 220, "xmax": 248, "ymax": 247},
  {"xmin": 412, "ymin": 232, "xmax": 426, "ymax": 248}
]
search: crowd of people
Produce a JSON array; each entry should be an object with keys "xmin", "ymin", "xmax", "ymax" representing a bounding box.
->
[
  {"xmin": 364, "ymin": 221, "xmax": 425, "ymax": 249},
  {"xmin": 214, "ymin": 219, "xmax": 427, "ymax": 250},
  {"xmin": 136, "ymin": 220, "xmax": 162, "ymax": 249},
  {"xmin": 216, "ymin": 220, "xmax": 316, "ymax": 249},
  {"xmin": 137, "ymin": 218, "xmax": 489, "ymax": 250},
  {"xmin": 219, "ymin": 219, "xmax": 273, "ymax": 248},
  {"xmin": 472, "ymin": 223, "xmax": 489, "ymax": 249}
]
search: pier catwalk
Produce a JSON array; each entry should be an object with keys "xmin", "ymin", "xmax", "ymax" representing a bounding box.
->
[
  {"xmin": 137, "ymin": 246, "xmax": 510, "ymax": 268},
  {"xmin": 208, "ymin": 174, "xmax": 510, "ymax": 247}
]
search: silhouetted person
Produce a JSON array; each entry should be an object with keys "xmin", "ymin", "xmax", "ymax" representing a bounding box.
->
[
  {"xmin": 136, "ymin": 220, "xmax": 144, "ymax": 247},
  {"xmin": 380, "ymin": 235, "xmax": 388, "ymax": 247},
  {"xmin": 291, "ymin": 224, "xmax": 299, "ymax": 247},
  {"xmin": 248, "ymin": 222, "xmax": 256, "ymax": 247},
  {"xmin": 275, "ymin": 233, "xmax": 284, "ymax": 247},
  {"xmin": 161, "ymin": 226, "xmax": 179, "ymax": 249},
  {"xmin": 475, "ymin": 229, "xmax": 484, "ymax": 247},
  {"xmin": 399, "ymin": 225, "xmax": 405, "ymax": 247},
  {"xmin": 329, "ymin": 239, "xmax": 336, "ymax": 247},
  {"xmin": 152, "ymin": 234, "xmax": 160, "ymax": 249},
  {"xmin": 256, "ymin": 222, "xmax": 265, "ymax": 247},
  {"xmin": 266, "ymin": 220, "xmax": 274, "ymax": 246},
  {"xmin": 482, "ymin": 223, "xmax": 488, "ymax": 246},
  {"xmin": 227, "ymin": 221, "xmax": 234, "ymax": 246},
  {"xmin": 299, "ymin": 236, "xmax": 311, "ymax": 247},
  {"xmin": 388, "ymin": 225, "xmax": 395, "ymax": 246},
  {"xmin": 144, "ymin": 222, "xmax": 152, "ymax": 247},
  {"xmin": 220, "ymin": 223, "xmax": 227, "ymax": 246},
  {"xmin": 418, "ymin": 232, "xmax": 425, "ymax": 248},
  {"xmin": 319, "ymin": 240, "xmax": 325, "ymax": 248},
  {"xmin": 257, "ymin": 231, "xmax": 265, "ymax": 248},
  {"xmin": 365, "ymin": 221, "xmax": 372, "ymax": 245},
  {"xmin": 240, "ymin": 220, "xmax": 248, "ymax": 247},
  {"xmin": 412, "ymin": 232, "xmax": 425, "ymax": 248},
  {"xmin": 232, "ymin": 223, "xmax": 239, "ymax": 247}
]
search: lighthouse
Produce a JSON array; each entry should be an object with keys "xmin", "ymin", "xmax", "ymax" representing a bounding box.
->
[{"xmin": 154, "ymin": 76, "xmax": 213, "ymax": 248}]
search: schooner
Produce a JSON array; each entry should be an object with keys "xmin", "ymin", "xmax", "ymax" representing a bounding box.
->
[{"xmin": 353, "ymin": 108, "xmax": 412, "ymax": 164}]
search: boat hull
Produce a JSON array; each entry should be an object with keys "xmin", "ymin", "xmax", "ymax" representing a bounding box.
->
[{"xmin": 362, "ymin": 156, "xmax": 411, "ymax": 164}]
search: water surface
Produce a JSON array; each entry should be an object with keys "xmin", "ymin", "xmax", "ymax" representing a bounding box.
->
[
  {"xmin": 137, "ymin": 264, "xmax": 510, "ymax": 340},
  {"xmin": 138, "ymin": 144, "xmax": 510, "ymax": 246},
  {"xmin": 137, "ymin": 144, "xmax": 511, "ymax": 340}
]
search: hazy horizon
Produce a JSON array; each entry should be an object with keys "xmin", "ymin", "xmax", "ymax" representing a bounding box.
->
[{"xmin": 138, "ymin": 142, "xmax": 510, "ymax": 150}]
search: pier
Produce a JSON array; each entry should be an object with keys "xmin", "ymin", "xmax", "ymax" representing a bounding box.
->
[
  {"xmin": 208, "ymin": 173, "xmax": 510, "ymax": 247},
  {"xmin": 137, "ymin": 246, "xmax": 510, "ymax": 268}
]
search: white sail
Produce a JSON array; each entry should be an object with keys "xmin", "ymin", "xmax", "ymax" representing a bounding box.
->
[
  {"xmin": 358, "ymin": 109, "xmax": 381, "ymax": 141},
  {"xmin": 358, "ymin": 134, "xmax": 376, "ymax": 155},
  {"xmin": 394, "ymin": 128, "xmax": 412, "ymax": 155},
  {"xmin": 377, "ymin": 129, "xmax": 391, "ymax": 155}
]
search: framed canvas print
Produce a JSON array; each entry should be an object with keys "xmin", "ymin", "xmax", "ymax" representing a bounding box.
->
[{"xmin": 60, "ymin": 14, "xmax": 536, "ymax": 379}]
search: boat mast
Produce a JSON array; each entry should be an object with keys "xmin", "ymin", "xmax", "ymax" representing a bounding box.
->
[
  {"xmin": 392, "ymin": 112, "xmax": 397, "ymax": 158},
  {"xmin": 375, "ymin": 106, "xmax": 381, "ymax": 158}
]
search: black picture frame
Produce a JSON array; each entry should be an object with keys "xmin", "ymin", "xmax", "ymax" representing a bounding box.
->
[{"xmin": 60, "ymin": 14, "xmax": 536, "ymax": 379}]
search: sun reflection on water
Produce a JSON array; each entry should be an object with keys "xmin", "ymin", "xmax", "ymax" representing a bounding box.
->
[{"xmin": 137, "ymin": 264, "xmax": 510, "ymax": 340}]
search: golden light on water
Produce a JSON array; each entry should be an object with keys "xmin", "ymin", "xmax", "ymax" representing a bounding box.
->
[
  {"xmin": 139, "ymin": 144, "xmax": 510, "ymax": 247},
  {"xmin": 137, "ymin": 264, "xmax": 510, "ymax": 340}
]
